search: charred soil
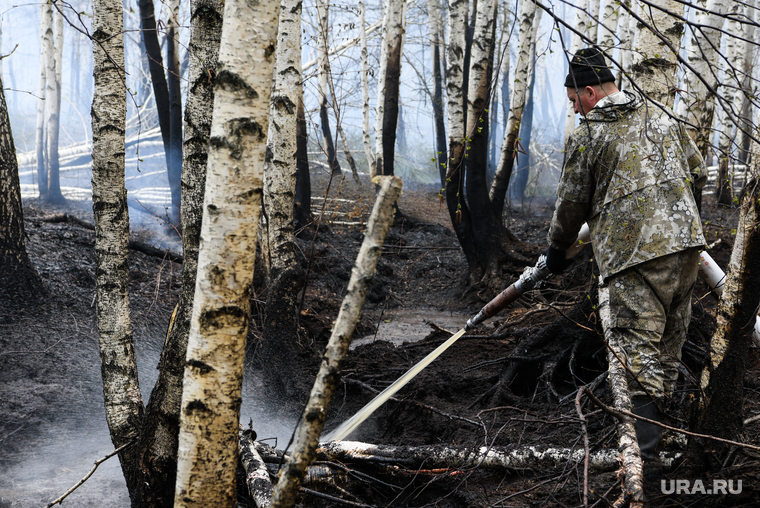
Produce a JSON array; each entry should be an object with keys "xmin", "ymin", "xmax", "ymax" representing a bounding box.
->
[{"xmin": 1, "ymin": 175, "xmax": 759, "ymax": 507}]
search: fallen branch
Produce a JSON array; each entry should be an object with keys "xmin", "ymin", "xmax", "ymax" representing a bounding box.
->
[
  {"xmin": 45, "ymin": 439, "xmax": 135, "ymax": 508},
  {"xmin": 31, "ymin": 213, "xmax": 183, "ymax": 263},
  {"xmin": 239, "ymin": 431, "xmax": 274, "ymax": 507},
  {"xmin": 575, "ymin": 387, "xmax": 590, "ymax": 508}
]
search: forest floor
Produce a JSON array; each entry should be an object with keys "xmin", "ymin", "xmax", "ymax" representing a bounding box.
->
[{"xmin": 1, "ymin": 170, "xmax": 760, "ymax": 507}]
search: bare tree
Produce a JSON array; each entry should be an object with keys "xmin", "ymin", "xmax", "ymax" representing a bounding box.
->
[
  {"xmin": 316, "ymin": 0, "xmax": 342, "ymax": 177},
  {"xmin": 45, "ymin": 7, "xmax": 65, "ymax": 204}
]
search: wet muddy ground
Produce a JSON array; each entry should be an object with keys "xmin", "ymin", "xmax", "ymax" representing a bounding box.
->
[{"xmin": 2, "ymin": 174, "xmax": 760, "ymax": 507}]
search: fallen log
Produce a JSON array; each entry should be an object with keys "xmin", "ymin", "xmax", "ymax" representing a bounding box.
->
[{"xmin": 239, "ymin": 431, "xmax": 274, "ymax": 508}]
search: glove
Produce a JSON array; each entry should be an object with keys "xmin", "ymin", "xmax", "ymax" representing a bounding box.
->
[{"xmin": 544, "ymin": 246, "xmax": 573, "ymax": 274}]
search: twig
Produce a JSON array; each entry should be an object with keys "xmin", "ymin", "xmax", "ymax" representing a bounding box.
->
[
  {"xmin": 584, "ymin": 390, "xmax": 760, "ymax": 453},
  {"xmin": 575, "ymin": 387, "xmax": 590, "ymax": 508},
  {"xmin": 300, "ymin": 487, "xmax": 374, "ymax": 507},
  {"xmin": 45, "ymin": 439, "xmax": 135, "ymax": 508},
  {"xmin": 744, "ymin": 413, "xmax": 760, "ymax": 425}
]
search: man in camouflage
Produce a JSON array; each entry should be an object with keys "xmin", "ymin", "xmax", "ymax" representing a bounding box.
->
[{"xmin": 545, "ymin": 48, "xmax": 706, "ymax": 462}]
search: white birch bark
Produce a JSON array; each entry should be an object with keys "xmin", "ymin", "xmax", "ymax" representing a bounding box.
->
[
  {"xmin": 36, "ymin": 1, "xmax": 51, "ymax": 198},
  {"xmin": 264, "ymin": 0, "xmax": 302, "ymax": 275},
  {"xmin": 173, "ymin": 0, "xmax": 279, "ymax": 504},
  {"xmin": 91, "ymin": 0, "xmax": 143, "ymax": 484},
  {"xmin": 597, "ymin": 0, "xmax": 621, "ymax": 53},
  {"xmin": 465, "ymin": 0, "xmax": 498, "ymax": 142},
  {"xmin": 676, "ymin": 0, "xmax": 726, "ymax": 153},
  {"xmin": 628, "ymin": 0, "xmax": 684, "ymax": 108},
  {"xmin": 269, "ymin": 175, "xmax": 403, "ymax": 508},
  {"xmin": 738, "ymin": 0, "xmax": 758, "ymax": 164},
  {"xmin": 489, "ymin": 0, "xmax": 537, "ymax": 204},
  {"xmin": 374, "ymin": 0, "xmax": 405, "ymax": 177},
  {"xmin": 359, "ymin": 0, "xmax": 375, "ymax": 171},
  {"xmin": 45, "ymin": 7, "xmax": 64, "ymax": 203},
  {"xmin": 618, "ymin": 0, "xmax": 639, "ymax": 91},
  {"xmin": 445, "ymin": 0, "xmax": 468, "ymax": 162},
  {"xmin": 585, "ymin": 0, "xmax": 601, "ymax": 44},
  {"xmin": 715, "ymin": 4, "xmax": 745, "ymax": 203},
  {"xmin": 564, "ymin": 0, "xmax": 589, "ymax": 142}
]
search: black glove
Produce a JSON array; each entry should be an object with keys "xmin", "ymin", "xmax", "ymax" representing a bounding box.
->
[{"xmin": 544, "ymin": 246, "xmax": 573, "ymax": 274}]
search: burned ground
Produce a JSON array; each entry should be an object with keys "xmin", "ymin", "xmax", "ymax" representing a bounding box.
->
[{"xmin": 1, "ymin": 174, "xmax": 759, "ymax": 507}]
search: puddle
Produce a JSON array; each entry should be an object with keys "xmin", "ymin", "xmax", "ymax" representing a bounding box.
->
[{"xmin": 351, "ymin": 309, "xmax": 471, "ymax": 349}]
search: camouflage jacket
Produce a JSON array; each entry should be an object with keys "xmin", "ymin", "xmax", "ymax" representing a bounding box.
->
[{"xmin": 548, "ymin": 91, "xmax": 706, "ymax": 280}]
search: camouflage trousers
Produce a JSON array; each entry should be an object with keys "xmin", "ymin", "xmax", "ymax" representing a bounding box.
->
[{"xmin": 598, "ymin": 247, "xmax": 701, "ymax": 399}]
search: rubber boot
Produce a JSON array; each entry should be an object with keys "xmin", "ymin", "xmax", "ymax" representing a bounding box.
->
[{"xmin": 631, "ymin": 397, "xmax": 663, "ymax": 466}]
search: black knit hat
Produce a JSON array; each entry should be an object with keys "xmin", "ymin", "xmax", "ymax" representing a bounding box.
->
[{"xmin": 564, "ymin": 47, "xmax": 615, "ymax": 88}]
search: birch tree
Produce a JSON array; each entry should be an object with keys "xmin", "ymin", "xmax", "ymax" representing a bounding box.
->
[
  {"xmin": 91, "ymin": 0, "xmax": 144, "ymax": 496},
  {"xmin": 374, "ymin": 0, "xmax": 406, "ymax": 178},
  {"xmin": 427, "ymin": 0, "xmax": 447, "ymax": 189},
  {"xmin": 136, "ymin": 0, "xmax": 224, "ymax": 502},
  {"xmin": 45, "ymin": 7, "xmax": 65, "ymax": 204},
  {"xmin": 166, "ymin": 0, "xmax": 183, "ymax": 222},
  {"xmin": 316, "ymin": 0, "xmax": 342, "ymax": 177},
  {"xmin": 359, "ymin": 0, "xmax": 375, "ymax": 172},
  {"xmin": 715, "ymin": 3, "xmax": 745, "ymax": 206},
  {"xmin": 173, "ymin": 0, "xmax": 279, "ymax": 504},
  {"xmin": 563, "ymin": 0, "xmax": 588, "ymax": 142},
  {"xmin": 676, "ymin": 0, "xmax": 727, "ymax": 157},
  {"xmin": 258, "ymin": 0, "xmax": 309, "ymax": 399},
  {"xmin": 36, "ymin": 1, "xmax": 52, "ymax": 199}
]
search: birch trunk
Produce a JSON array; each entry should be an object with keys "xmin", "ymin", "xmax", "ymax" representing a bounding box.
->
[
  {"xmin": 597, "ymin": 0, "xmax": 621, "ymax": 50},
  {"xmin": 166, "ymin": 0, "xmax": 183, "ymax": 224},
  {"xmin": 626, "ymin": 0, "xmax": 684, "ymax": 108},
  {"xmin": 0, "ymin": 74, "xmax": 43, "ymax": 305},
  {"xmin": 137, "ymin": 0, "xmax": 224, "ymax": 503},
  {"xmin": 695, "ymin": 165, "xmax": 760, "ymax": 463},
  {"xmin": 737, "ymin": 0, "xmax": 758, "ymax": 165},
  {"xmin": 618, "ymin": 0, "xmax": 638, "ymax": 91},
  {"xmin": 36, "ymin": 1, "xmax": 51, "ymax": 198},
  {"xmin": 294, "ymin": 96, "xmax": 312, "ymax": 230},
  {"xmin": 444, "ymin": 0, "xmax": 477, "ymax": 270},
  {"xmin": 270, "ymin": 176, "xmax": 403, "ymax": 508},
  {"xmin": 715, "ymin": 5, "xmax": 745, "ymax": 205},
  {"xmin": 676, "ymin": 0, "xmax": 726, "ymax": 157},
  {"xmin": 91, "ymin": 0, "xmax": 144, "ymax": 495},
  {"xmin": 173, "ymin": 0, "xmax": 278, "ymax": 504},
  {"xmin": 585, "ymin": 0, "xmax": 600, "ymax": 46},
  {"xmin": 359, "ymin": 0, "xmax": 375, "ymax": 173},
  {"xmin": 258, "ymin": 0, "xmax": 309, "ymax": 401},
  {"xmin": 374, "ymin": 0, "xmax": 405, "ymax": 178},
  {"xmin": 489, "ymin": 0, "xmax": 537, "ymax": 217},
  {"xmin": 563, "ymin": 0, "xmax": 588, "ymax": 142},
  {"xmin": 427, "ymin": 0, "xmax": 448, "ymax": 189},
  {"xmin": 45, "ymin": 7, "xmax": 65, "ymax": 204},
  {"xmin": 316, "ymin": 0, "xmax": 342, "ymax": 177}
]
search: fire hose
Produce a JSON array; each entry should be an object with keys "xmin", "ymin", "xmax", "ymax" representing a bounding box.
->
[{"xmin": 325, "ymin": 224, "xmax": 758, "ymax": 442}]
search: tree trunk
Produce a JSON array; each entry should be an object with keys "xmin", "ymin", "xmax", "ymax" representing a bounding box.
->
[
  {"xmin": 676, "ymin": 0, "xmax": 726, "ymax": 158},
  {"xmin": 737, "ymin": 0, "xmax": 757, "ymax": 166},
  {"xmin": 0, "ymin": 75, "xmax": 43, "ymax": 311},
  {"xmin": 173, "ymin": 0, "xmax": 278, "ymax": 503},
  {"xmin": 258, "ymin": 0, "xmax": 308, "ymax": 401},
  {"xmin": 462, "ymin": 0, "xmax": 503, "ymax": 280},
  {"xmin": 444, "ymin": 0, "xmax": 478, "ymax": 274},
  {"xmin": 135, "ymin": 0, "xmax": 224, "ymax": 503},
  {"xmin": 138, "ymin": 0, "xmax": 182, "ymax": 225},
  {"xmin": 627, "ymin": 0, "xmax": 683, "ymax": 108},
  {"xmin": 489, "ymin": 0, "xmax": 537, "ymax": 218},
  {"xmin": 375, "ymin": 0, "xmax": 405, "ymax": 178},
  {"xmin": 45, "ymin": 7, "xmax": 65, "ymax": 204},
  {"xmin": 270, "ymin": 176, "xmax": 403, "ymax": 508},
  {"xmin": 36, "ymin": 1, "xmax": 50, "ymax": 199},
  {"xmin": 427, "ymin": 0, "xmax": 448, "ymax": 190},
  {"xmin": 694, "ymin": 175, "xmax": 760, "ymax": 466},
  {"xmin": 359, "ymin": 0, "xmax": 376, "ymax": 174},
  {"xmin": 316, "ymin": 0, "xmax": 342, "ymax": 177},
  {"xmin": 715, "ymin": 1, "xmax": 745, "ymax": 206},
  {"xmin": 563, "ymin": 0, "xmax": 588, "ymax": 142},
  {"xmin": 618, "ymin": 0, "xmax": 638, "ymax": 91},
  {"xmin": 295, "ymin": 96, "xmax": 312, "ymax": 232},
  {"xmin": 597, "ymin": 0, "xmax": 621, "ymax": 50},
  {"xmin": 166, "ymin": 0, "xmax": 184, "ymax": 225},
  {"xmin": 91, "ymin": 0, "xmax": 144, "ymax": 497}
]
